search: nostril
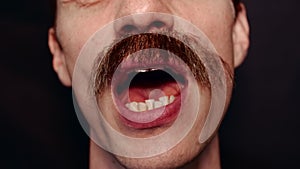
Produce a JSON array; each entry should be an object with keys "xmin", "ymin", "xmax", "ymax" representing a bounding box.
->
[
  {"xmin": 121, "ymin": 25, "xmax": 138, "ymax": 34},
  {"xmin": 154, "ymin": 21, "xmax": 166, "ymax": 28},
  {"xmin": 149, "ymin": 21, "xmax": 166, "ymax": 30},
  {"xmin": 115, "ymin": 14, "xmax": 174, "ymax": 37}
]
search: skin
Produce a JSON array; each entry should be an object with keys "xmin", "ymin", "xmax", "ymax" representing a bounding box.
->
[{"xmin": 48, "ymin": 0, "xmax": 250, "ymax": 168}]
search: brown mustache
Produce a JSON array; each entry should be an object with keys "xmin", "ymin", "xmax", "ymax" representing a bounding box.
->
[{"xmin": 92, "ymin": 33, "xmax": 212, "ymax": 96}]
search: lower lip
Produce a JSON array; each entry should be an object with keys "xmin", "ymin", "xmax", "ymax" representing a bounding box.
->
[{"xmin": 118, "ymin": 95, "xmax": 181, "ymax": 129}]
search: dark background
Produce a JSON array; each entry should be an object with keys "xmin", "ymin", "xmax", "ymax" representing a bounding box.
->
[{"xmin": 1, "ymin": 0, "xmax": 299, "ymax": 169}]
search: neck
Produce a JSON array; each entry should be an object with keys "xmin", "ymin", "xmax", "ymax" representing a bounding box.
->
[{"xmin": 89, "ymin": 134, "xmax": 221, "ymax": 169}]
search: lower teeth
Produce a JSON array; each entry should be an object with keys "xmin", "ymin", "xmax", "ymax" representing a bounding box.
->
[{"xmin": 126, "ymin": 95, "xmax": 175, "ymax": 112}]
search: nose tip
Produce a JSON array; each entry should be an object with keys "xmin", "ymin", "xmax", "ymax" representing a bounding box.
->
[{"xmin": 114, "ymin": 13, "xmax": 174, "ymax": 37}]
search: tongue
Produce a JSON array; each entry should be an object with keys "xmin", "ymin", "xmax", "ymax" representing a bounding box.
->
[{"xmin": 128, "ymin": 82, "xmax": 180, "ymax": 102}]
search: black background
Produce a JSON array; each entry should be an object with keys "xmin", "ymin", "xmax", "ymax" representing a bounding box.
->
[{"xmin": 1, "ymin": 0, "xmax": 299, "ymax": 169}]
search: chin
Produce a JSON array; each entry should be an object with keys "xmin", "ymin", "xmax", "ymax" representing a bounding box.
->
[{"xmin": 115, "ymin": 132, "xmax": 204, "ymax": 169}]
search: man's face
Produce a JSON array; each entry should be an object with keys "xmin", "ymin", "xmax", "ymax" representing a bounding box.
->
[{"xmin": 49, "ymin": 0, "xmax": 249, "ymax": 168}]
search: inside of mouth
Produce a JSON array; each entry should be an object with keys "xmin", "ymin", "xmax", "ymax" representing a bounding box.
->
[{"xmin": 116, "ymin": 69, "xmax": 186, "ymax": 112}]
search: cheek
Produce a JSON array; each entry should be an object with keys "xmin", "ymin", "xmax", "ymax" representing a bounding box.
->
[
  {"xmin": 172, "ymin": 1, "xmax": 235, "ymax": 67},
  {"xmin": 195, "ymin": 18, "xmax": 234, "ymax": 68},
  {"xmin": 55, "ymin": 8, "xmax": 115, "ymax": 74}
]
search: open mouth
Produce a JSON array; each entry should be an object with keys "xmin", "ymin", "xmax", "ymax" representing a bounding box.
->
[
  {"xmin": 92, "ymin": 33, "xmax": 209, "ymax": 130},
  {"xmin": 111, "ymin": 56, "xmax": 189, "ymax": 129}
]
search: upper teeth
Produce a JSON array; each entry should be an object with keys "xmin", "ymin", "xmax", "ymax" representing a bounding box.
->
[
  {"xmin": 135, "ymin": 68, "xmax": 158, "ymax": 73},
  {"xmin": 125, "ymin": 95, "xmax": 176, "ymax": 112}
]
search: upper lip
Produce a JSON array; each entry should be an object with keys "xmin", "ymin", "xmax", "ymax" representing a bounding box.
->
[{"xmin": 113, "ymin": 55, "xmax": 189, "ymax": 89}]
